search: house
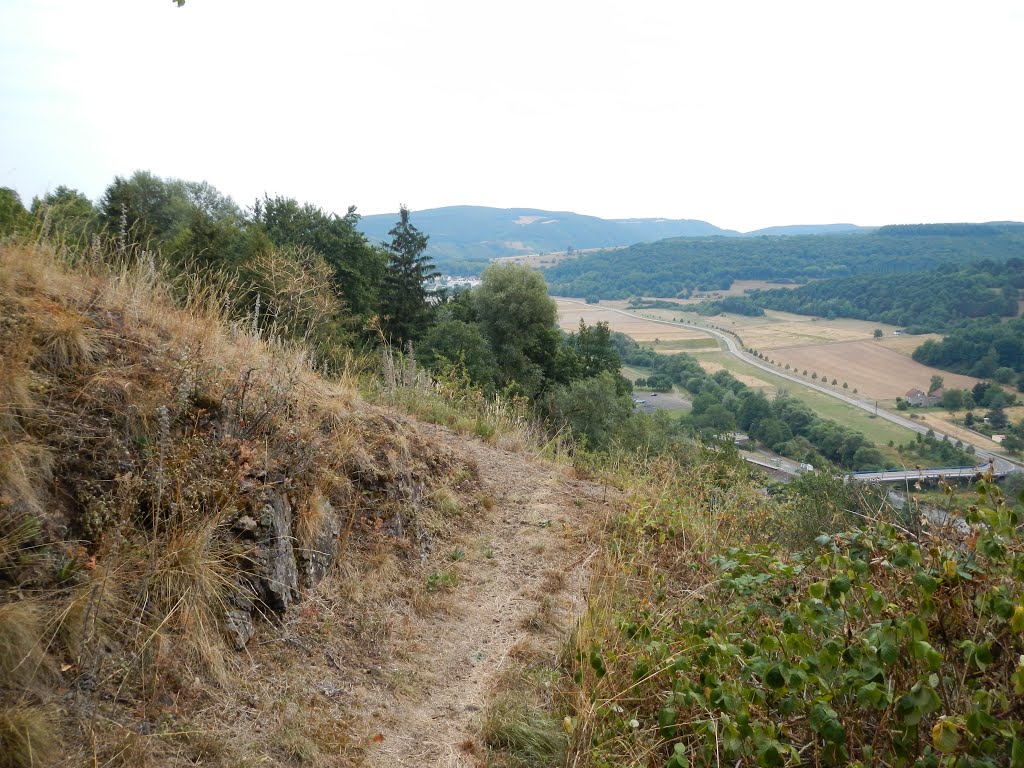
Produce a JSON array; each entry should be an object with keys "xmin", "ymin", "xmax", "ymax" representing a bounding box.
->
[{"xmin": 904, "ymin": 388, "xmax": 941, "ymax": 407}]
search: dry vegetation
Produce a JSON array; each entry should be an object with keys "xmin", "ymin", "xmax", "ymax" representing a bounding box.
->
[
  {"xmin": 0, "ymin": 240, "xmax": 491, "ymax": 765},
  {"xmin": 766, "ymin": 340, "xmax": 982, "ymax": 400},
  {"xmin": 554, "ymin": 300, "xmax": 710, "ymax": 344}
]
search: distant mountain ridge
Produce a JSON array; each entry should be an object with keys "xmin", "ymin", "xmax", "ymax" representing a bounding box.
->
[
  {"xmin": 356, "ymin": 206, "xmax": 1021, "ymax": 277},
  {"xmin": 355, "ymin": 205, "xmax": 737, "ymax": 271}
]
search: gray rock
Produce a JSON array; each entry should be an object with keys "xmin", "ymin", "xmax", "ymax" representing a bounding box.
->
[
  {"xmin": 298, "ymin": 498, "xmax": 341, "ymax": 588},
  {"xmin": 224, "ymin": 609, "xmax": 255, "ymax": 650},
  {"xmin": 232, "ymin": 514, "xmax": 258, "ymax": 536},
  {"xmin": 254, "ymin": 493, "xmax": 298, "ymax": 613}
]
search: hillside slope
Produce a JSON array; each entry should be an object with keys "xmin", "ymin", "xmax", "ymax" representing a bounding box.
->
[
  {"xmin": 0, "ymin": 242, "xmax": 611, "ymax": 766},
  {"xmin": 544, "ymin": 223, "xmax": 1024, "ymax": 298}
]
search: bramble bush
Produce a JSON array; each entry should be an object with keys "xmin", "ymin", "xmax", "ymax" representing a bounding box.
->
[{"xmin": 573, "ymin": 477, "xmax": 1024, "ymax": 766}]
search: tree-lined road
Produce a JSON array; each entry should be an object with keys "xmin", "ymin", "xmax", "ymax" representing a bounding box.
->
[{"xmin": 559, "ymin": 299, "xmax": 1019, "ymax": 475}]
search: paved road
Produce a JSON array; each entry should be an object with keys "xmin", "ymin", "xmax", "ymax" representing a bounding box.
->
[{"xmin": 560, "ymin": 299, "xmax": 1019, "ymax": 474}]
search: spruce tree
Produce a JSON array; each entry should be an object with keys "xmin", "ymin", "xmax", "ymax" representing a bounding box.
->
[{"xmin": 381, "ymin": 206, "xmax": 438, "ymax": 345}]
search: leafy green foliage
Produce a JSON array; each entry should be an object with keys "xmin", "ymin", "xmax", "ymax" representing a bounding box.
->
[
  {"xmin": 914, "ymin": 315, "xmax": 1024, "ymax": 382},
  {"xmin": 474, "ymin": 264, "xmax": 560, "ymax": 397},
  {"xmin": 253, "ymin": 194, "xmax": 384, "ymax": 322},
  {"xmin": 550, "ymin": 371, "xmax": 633, "ymax": 450},
  {"xmin": 30, "ymin": 186, "xmax": 99, "ymax": 244},
  {"xmin": 419, "ymin": 318, "xmax": 498, "ymax": 391},
  {"xmin": 576, "ymin": 478, "xmax": 1024, "ymax": 766},
  {"xmin": 898, "ymin": 432, "xmax": 976, "ymax": 467},
  {"xmin": 749, "ymin": 261, "xmax": 1021, "ymax": 331},
  {"xmin": 0, "ymin": 188, "xmax": 31, "ymax": 237}
]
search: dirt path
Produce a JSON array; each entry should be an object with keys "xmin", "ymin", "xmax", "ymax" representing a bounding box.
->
[{"xmin": 364, "ymin": 424, "xmax": 613, "ymax": 767}]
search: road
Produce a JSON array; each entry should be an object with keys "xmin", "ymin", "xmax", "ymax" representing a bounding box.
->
[{"xmin": 559, "ymin": 299, "xmax": 1019, "ymax": 474}]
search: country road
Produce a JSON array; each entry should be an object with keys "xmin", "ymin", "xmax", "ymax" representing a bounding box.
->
[{"xmin": 559, "ymin": 299, "xmax": 1020, "ymax": 474}]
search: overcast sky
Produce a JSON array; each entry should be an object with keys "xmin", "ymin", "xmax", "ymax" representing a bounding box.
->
[{"xmin": 1, "ymin": 1, "xmax": 1021, "ymax": 232}]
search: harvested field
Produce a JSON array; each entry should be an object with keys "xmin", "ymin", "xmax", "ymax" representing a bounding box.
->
[
  {"xmin": 769, "ymin": 340, "xmax": 981, "ymax": 400},
  {"xmin": 879, "ymin": 333, "xmax": 943, "ymax": 356},
  {"xmin": 555, "ymin": 299, "xmax": 711, "ymax": 343},
  {"xmin": 696, "ymin": 359, "xmax": 776, "ymax": 391},
  {"xmin": 732, "ymin": 313, "xmax": 902, "ymax": 349},
  {"xmin": 909, "ymin": 410, "xmax": 1006, "ymax": 453}
]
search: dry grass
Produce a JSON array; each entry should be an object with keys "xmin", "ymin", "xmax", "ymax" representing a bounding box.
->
[
  {"xmin": 33, "ymin": 307, "xmax": 100, "ymax": 371},
  {"xmin": 0, "ymin": 602, "xmax": 47, "ymax": 690},
  {"xmin": 0, "ymin": 704, "xmax": 61, "ymax": 768},
  {"xmin": 0, "ymin": 440, "xmax": 54, "ymax": 516},
  {"xmin": 768, "ymin": 339, "xmax": 982, "ymax": 399},
  {"xmin": 0, "ymin": 238, "xmax": 472, "ymax": 763}
]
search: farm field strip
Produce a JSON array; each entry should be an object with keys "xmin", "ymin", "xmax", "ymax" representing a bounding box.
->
[{"xmin": 764, "ymin": 340, "xmax": 982, "ymax": 401}]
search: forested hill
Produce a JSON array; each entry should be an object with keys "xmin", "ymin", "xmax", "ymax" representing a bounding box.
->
[
  {"xmin": 543, "ymin": 223, "xmax": 1024, "ymax": 299},
  {"xmin": 356, "ymin": 206, "xmax": 734, "ymax": 273},
  {"xmin": 748, "ymin": 260, "xmax": 1024, "ymax": 332}
]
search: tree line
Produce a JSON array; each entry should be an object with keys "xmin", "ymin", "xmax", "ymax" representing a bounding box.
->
[
  {"xmin": 0, "ymin": 175, "xmax": 638, "ymax": 451},
  {"xmin": 913, "ymin": 316, "xmax": 1024, "ymax": 384},
  {"xmin": 746, "ymin": 260, "xmax": 1021, "ymax": 332},
  {"xmin": 543, "ymin": 224, "xmax": 1024, "ymax": 299}
]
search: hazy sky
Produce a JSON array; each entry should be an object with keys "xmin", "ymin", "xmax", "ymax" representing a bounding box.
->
[{"xmin": 1, "ymin": 1, "xmax": 1021, "ymax": 231}]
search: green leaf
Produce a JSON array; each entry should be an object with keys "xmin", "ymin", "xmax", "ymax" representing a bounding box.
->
[
  {"xmin": 809, "ymin": 581, "xmax": 827, "ymax": 599},
  {"xmin": 667, "ymin": 742, "xmax": 690, "ymax": 768},
  {"xmin": 589, "ymin": 649, "xmax": 606, "ymax": 678},
  {"xmin": 1012, "ymin": 736, "xmax": 1024, "ymax": 768},
  {"xmin": 658, "ymin": 706, "xmax": 677, "ymax": 739},
  {"xmin": 828, "ymin": 575, "xmax": 852, "ymax": 597},
  {"xmin": 932, "ymin": 718, "xmax": 961, "ymax": 753},
  {"xmin": 1011, "ymin": 605, "xmax": 1024, "ymax": 633},
  {"xmin": 879, "ymin": 640, "xmax": 900, "ymax": 666},
  {"xmin": 757, "ymin": 741, "xmax": 784, "ymax": 767},
  {"xmin": 764, "ymin": 666, "xmax": 786, "ymax": 689}
]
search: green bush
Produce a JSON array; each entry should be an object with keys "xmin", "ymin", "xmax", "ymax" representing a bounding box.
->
[{"xmin": 575, "ymin": 479, "xmax": 1024, "ymax": 766}]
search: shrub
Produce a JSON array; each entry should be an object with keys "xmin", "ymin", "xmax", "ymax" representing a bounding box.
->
[{"xmin": 571, "ymin": 478, "xmax": 1024, "ymax": 765}]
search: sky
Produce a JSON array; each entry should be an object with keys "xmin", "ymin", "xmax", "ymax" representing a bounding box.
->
[{"xmin": 1, "ymin": 0, "xmax": 1021, "ymax": 232}]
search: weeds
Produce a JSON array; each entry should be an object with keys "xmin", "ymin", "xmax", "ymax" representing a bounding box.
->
[
  {"xmin": 0, "ymin": 237, "xmax": 466, "ymax": 762},
  {"xmin": 425, "ymin": 568, "xmax": 459, "ymax": 593}
]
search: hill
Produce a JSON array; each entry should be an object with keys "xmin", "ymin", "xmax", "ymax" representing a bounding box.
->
[
  {"xmin": 356, "ymin": 205, "xmax": 734, "ymax": 274},
  {"xmin": 5, "ymin": 237, "xmax": 1024, "ymax": 768},
  {"xmin": 543, "ymin": 222, "xmax": 1024, "ymax": 299},
  {"xmin": 742, "ymin": 223, "xmax": 869, "ymax": 237},
  {"xmin": 748, "ymin": 260, "xmax": 1023, "ymax": 332},
  {"xmin": 356, "ymin": 207, "xmax": 901, "ymax": 275}
]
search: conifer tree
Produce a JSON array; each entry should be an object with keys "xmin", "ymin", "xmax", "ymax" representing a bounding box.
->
[{"xmin": 381, "ymin": 206, "xmax": 438, "ymax": 345}]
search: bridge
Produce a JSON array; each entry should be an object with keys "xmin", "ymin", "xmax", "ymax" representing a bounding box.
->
[
  {"xmin": 742, "ymin": 452, "xmax": 1016, "ymax": 485},
  {"xmin": 848, "ymin": 463, "xmax": 1014, "ymax": 484}
]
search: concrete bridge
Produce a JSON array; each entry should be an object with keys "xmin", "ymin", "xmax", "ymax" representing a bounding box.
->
[{"xmin": 848, "ymin": 463, "xmax": 1014, "ymax": 485}]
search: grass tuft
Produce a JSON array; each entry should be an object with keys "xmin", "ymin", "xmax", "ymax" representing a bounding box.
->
[
  {"xmin": 0, "ymin": 602, "xmax": 47, "ymax": 689},
  {"xmin": 34, "ymin": 308, "xmax": 100, "ymax": 371},
  {"xmin": 0, "ymin": 704, "xmax": 61, "ymax": 768},
  {"xmin": 482, "ymin": 695, "xmax": 567, "ymax": 767}
]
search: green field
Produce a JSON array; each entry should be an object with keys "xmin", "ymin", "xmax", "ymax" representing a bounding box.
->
[{"xmin": 647, "ymin": 337, "xmax": 720, "ymax": 351}]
